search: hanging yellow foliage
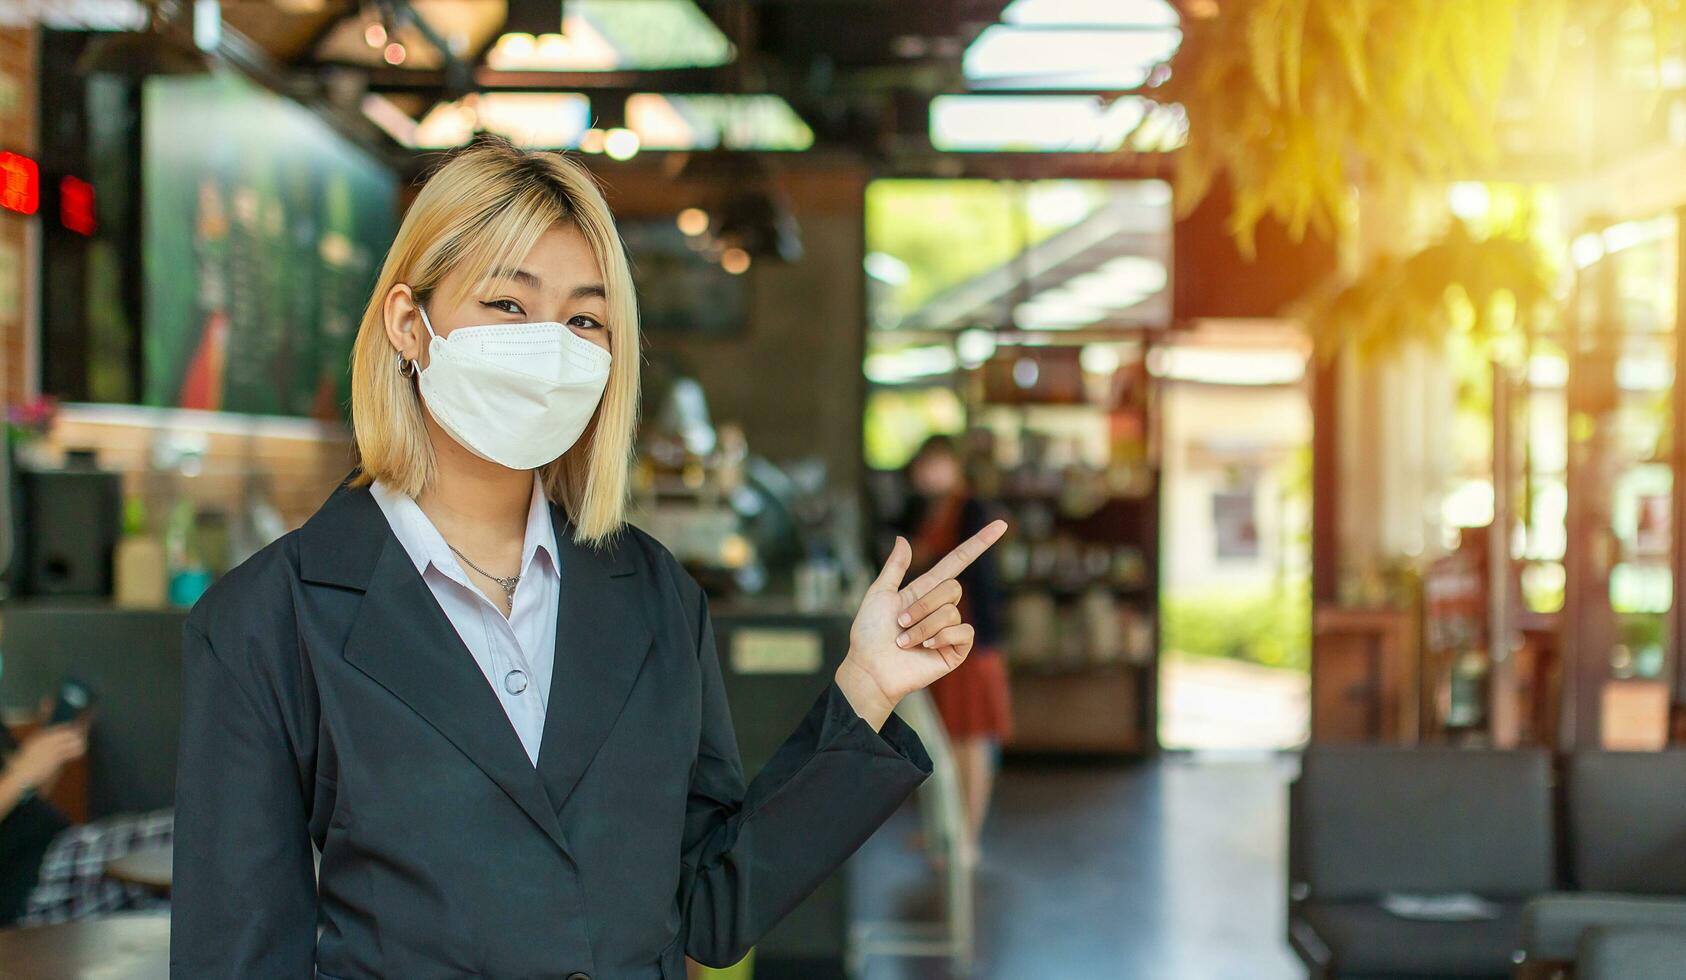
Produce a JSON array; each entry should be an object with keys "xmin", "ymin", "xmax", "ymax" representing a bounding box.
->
[
  {"xmin": 1297, "ymin": 220, "xmax": 1556, "ymax": 360},
  {"xmin": 1146, "ymin": 0, "xmax": 1525, "ymax": 258}
]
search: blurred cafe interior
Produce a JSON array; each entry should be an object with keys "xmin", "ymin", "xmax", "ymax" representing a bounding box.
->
[{"xmin": 2, "ymin": 0, "xmax": 1686, "ymax": 978}]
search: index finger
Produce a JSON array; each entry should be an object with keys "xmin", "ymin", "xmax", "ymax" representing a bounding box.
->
[{"xmin": 899, "ymin": 518, "xmax": 1008, "ymax": 604}]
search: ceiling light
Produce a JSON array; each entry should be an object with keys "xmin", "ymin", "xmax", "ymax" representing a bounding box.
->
[
  {"xmin": 676, "ymin": 207, "xmax": 709, "ymax": 236},
  {"xmin": 488, "ymin": 24, "xmax": 606, "ymax": 71},
  {"xmin": 721, "ymin": 248, "xmax": 751, "ymax": 275},
  {"xmin": 499, "ymin": 32, "xmax": 537, "ymax": 59},
  {"xmin": 625, "ymin": 93, "xmax": 814, "ymax": 152},
  {"xmin": 192, "ymin": 0, "xmax": 220, "ymax": 51},
  {"xmin": 364, "ymin": 21, "xmax": 386, "ymax": 48},
  {"xmin": 603, "ymin": 127, "xmax": 641, "ymax": 160},
  {"xmin": 409, "ymin": 93, "xmax": 589, "ymax": 149},
  {"xmin": 489, "ymin": 1, "xmax": 732, "ymax": 72},
  {"xmin": 863, "ymin": 346, "xmax": 958, "ymax": 385},
  {"xmin": 930, "ymin": 95, "xmax": 1184, "ymax": 153},
  {"xmin": 535, "ymin": 32, "xmax": 570, "ymax": 60},
  {"xmin": 1079, "ymin": 344, "xmax": 1122, "ymax": 375},
  {"xmin": 957, "ymin": 329, "xmax": 997, "ymax": 368},
  {"xmin": 383, "ymin": 41, "xmax": 406, "ymax": 65},
  {"xmin": 1002, "ymin": 0, "xmax": 1177, "ymax": 27},
  {"xmin": 964, "ymin": 25, "xmax": 1180, "ymax": 90},
  {"xmin": 491, "ymin": 0, "xmax": 573, "ymax": 71}
]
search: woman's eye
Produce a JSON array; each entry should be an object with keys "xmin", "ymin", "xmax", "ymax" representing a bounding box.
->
[
  {"xmin": 569, "ymin": 315, "xmax": 605, "ymax": 330},
  {"xmin": 483, "ymin": 299, "xmax": 524, "ymax": 316}
]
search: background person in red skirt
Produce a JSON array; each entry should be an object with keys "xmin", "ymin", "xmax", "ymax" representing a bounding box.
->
[{"xmin": 896, "ymin": 434, "xmax": 1013, "ymax": 865}]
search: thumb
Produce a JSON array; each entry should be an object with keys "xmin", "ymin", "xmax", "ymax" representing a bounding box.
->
[{"xmin": 870, "ymin": 536, "xmax": 911, "ymax": 594}]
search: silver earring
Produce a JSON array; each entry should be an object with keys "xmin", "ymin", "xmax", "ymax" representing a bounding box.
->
[{"xmin": 396, "ymin": 352, "xmax": 416, "ymax": 378}]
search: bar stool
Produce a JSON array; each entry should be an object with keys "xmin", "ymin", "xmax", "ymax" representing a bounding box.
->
[{"xmin": 846, "ymin": 687, "xmax": 975, "ymax": 978}]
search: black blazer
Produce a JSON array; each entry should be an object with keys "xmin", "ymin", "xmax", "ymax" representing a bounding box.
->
[{"xmin": 170, "ymin": 476, "xmax": 932, "ymax": 980}]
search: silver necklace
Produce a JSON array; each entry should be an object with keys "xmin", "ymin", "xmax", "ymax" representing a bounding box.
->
[{"xmin": 446, "ymin": 542, "xmax": 520, "ymax": 603}]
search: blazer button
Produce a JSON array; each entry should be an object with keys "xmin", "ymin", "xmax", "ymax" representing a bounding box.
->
[{"xmin": 565, "ymin": 973, "xmax": 590, "ymax": 980}]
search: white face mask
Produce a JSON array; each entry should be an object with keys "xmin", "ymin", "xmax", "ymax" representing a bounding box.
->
[{"xmin": 412, "ymin": 302, "xmax": 612, "ymax": 470}]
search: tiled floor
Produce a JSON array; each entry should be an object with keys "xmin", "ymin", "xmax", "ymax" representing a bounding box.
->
[{"xmin": 850, "ymin": 753, "xmax": 1307, "ymax": 980}]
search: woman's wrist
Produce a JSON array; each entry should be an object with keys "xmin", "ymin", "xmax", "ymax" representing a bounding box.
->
[{"xmin": 834, "ymin": 656, "xmax": 897, "ymax": 733}]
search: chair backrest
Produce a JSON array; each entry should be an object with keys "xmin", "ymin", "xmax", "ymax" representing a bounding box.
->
[
  {"xmin": 1577, "ymin": 925, "xmax": 1686, "ymax": 980},
  {"xmin": 1567, "ymin": 750, "xmax": 1686, "ymax": 894},
  {"xmin": 1296, "ymin": 746, "xmax": 1554, "ymax": 900}
]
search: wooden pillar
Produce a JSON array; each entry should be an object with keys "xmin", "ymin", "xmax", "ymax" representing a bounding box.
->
[
  {"xmin": 1311, "ymin": 353, "xmax": 1339, "ymax": 606},
  {"xmin": 1489, "ymin": 360, "xmax": 1519, "ymax": 747},
  {"xmin": 0, "ymin": 26, "xmax": 37, "ymax": 405},
  {"xmin": 1672, "ymin": 208, "xmax": 1686, "ymax": 737}
]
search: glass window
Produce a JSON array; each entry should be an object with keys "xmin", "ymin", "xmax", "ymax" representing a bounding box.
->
[
  {"xmin": 1599, "ymin": 213, "xmax": 1677, "ymax": 679},
  {"xmin": 864, "ymin": 179, "xmax": 1173, "ymax": 333}
]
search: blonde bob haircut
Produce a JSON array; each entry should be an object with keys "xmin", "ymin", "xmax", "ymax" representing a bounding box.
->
[{"xmin": 348, "ymin": 134, "xmax": 639, "ymax": 549}]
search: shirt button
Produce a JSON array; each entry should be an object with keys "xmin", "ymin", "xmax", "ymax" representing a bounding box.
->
[{"xmin": 503, "ymin": 668, "xmax": 529, "ymax": 695}]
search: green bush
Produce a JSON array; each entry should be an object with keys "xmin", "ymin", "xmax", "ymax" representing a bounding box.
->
[{"xmin": 1161, "ymin": 582, "xmax": 1310, "ymax": 671}]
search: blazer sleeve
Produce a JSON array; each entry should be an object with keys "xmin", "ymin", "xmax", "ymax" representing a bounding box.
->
[
  {"xmin": 677, "ymin": 582, "xmax": 933, "ymax": 968},
  {"xmin": 171, "ymin": 621, "xmax": 318, "ymax": 979}
]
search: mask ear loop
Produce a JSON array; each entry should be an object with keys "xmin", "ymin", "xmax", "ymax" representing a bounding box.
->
[
  {"xmin": 397, "ymin": 301, "xmax": 440, "ymax": 378},
  {"xmin": 416, "ymin": 302, "xmax": 440, "ymax": 342}
]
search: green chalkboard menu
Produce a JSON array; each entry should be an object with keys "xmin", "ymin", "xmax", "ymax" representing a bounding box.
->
[{"xmin": 141, "ymin": 73, "xmax": 396, "ymax": 420}]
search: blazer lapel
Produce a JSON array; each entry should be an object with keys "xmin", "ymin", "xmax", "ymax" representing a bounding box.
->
[
  {"xmin": 301, "ymin": 478, "xmax": 572, "ymax": 858},
  {"xmin": 536, "ymin": 504, "xmax": 655, "ymax": 816}
]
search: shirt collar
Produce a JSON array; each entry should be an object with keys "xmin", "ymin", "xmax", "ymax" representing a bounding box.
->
[
  {"xmin": 369, "ymin": 472, "xmax": 557, "ymax": 581},
  {"xmin": 518, "ymin": 471, "xmax": 558, "ymax": 579}
]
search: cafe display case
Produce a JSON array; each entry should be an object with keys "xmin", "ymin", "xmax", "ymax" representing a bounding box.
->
[{"xmin": 968, "ymin": 343, "xmax": 1161, "ymax": 755}]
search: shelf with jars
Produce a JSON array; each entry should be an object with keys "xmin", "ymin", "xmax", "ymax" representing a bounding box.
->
[{"xmin": 965, "ymin": 342, "xmax": 1161, "ymax": 755}]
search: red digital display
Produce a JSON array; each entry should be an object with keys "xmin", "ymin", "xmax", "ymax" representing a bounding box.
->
[
  {"xmin": 60, "ymin": 175, "xmax": 95, "ymax": 235},
  {"xmin": 0, "ymin": 151, "xmax": 40, "ymax": 215}
]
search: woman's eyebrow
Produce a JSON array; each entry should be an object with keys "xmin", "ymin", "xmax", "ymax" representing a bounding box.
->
[
  {"xmin": 487, "ymin": 268, "xmax": 604, "ymax": 301},
  {"xmin": 488, "ymin": 267, "xmax": 543, "ymax": 290}
]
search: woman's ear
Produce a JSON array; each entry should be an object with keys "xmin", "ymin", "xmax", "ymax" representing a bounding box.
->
[{"xmin": 383, "ymin": 283, "xmax": 422, "ymax": 365}]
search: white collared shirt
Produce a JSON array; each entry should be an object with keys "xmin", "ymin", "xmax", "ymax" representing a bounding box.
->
[{"xmin": 368, "ymin": 473, "xmax": 561, "ymax": 767}]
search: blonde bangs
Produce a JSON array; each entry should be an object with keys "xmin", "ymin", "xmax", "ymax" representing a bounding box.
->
[
  {"xmin": 348, "ymin": 137, "xmax": 642, "ymax": 550},
  {"xmin": 442, "ymin": 193, "xmax": 557, "ymax": 310}
]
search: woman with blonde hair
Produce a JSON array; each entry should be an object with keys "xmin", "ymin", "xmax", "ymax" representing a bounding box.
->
[{"xmin": 170, "ymin": 134, "xmax": 1005, "ymax": 979}]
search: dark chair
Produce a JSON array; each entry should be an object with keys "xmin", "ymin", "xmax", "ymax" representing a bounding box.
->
[
  {"xmin": 1518, "ymin": 750, "xmax": 1686, "ymax": 969},
  {"xmin": 1287, "ymin": 746, "xmax": 1554, "ymax": 979}
]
